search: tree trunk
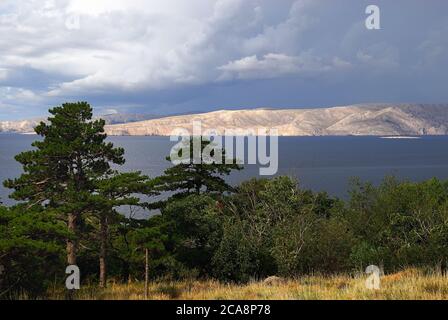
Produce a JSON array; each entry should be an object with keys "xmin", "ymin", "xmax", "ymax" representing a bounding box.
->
[
  {"xmin": 144, "ymin": 248, "xmax": 149, "ymax": 299},
  {"xmin": 67, "ymin": 213, "xmax": 78, "ymax": 265},
  {"xmin": 99, "ymin": 215, "xmax": 108, "ymax": 288},
  {"xmin": 66, "ymin": 212, "xmax": 78, "ymax": 300}
]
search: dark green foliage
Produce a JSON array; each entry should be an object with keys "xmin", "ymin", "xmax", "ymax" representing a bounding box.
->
[
  {"xmin": 2, "ymin": 102, "xmax": 151, "ymax": 294},
  {"xmin": 90, "ymin": 171, "xmax": 154, "ymax": 287},
  {"xmin": 210, "ymin": 176, "xmax": 346, "ymax": 280},
  {"xmin": 111, "ymin": 215, "xmax": 184, "ymax": 281},
  {"xmin": 162, "ymin": 194, "xmax": 221, "ymax": 277},
  {"xmin": 212, "ymin": 217, "xmax": 262, "ymax": 282},
  {"xmin": 0, "ymin": 205, "xmax": 66, "ymax": 298},
  {"xmin": 4, "ymin": 102, "xmax": 127, "ymax": 270},
  {"xmin": 5, "ymin": 102, "xmax": 125, "ymax": 204},
  {"xmin": 113, "ymin": 174, "xmax": 448, "ymax": 283},
  {"xmin": 151, "ymin": 137, "xmax": 242, "ymax": 207},
  {"xmin": 346, "ymin": 176, "xmax": 448, "ymax": 271}
]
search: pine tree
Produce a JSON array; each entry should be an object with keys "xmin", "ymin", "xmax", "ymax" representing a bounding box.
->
[
  {"xmin": 152, "ymin": 137, "xmax": 242, "ymax": 207},
  {"xmin": 4, "ymin": 102, "xmax": 125, "ymax": 269},
  {"xmin": 92, "ymin": 171, "xmax": 155, "ymax": 288}
]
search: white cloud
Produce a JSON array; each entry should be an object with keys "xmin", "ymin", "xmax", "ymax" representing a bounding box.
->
[
  {"xmin": 0, "ymin": 0, "xmax": 321, "ymax": 99},
  {"xmin": 217, "ymin": 53, "xmax": 350, "ymax": 80},
  {"xmin": 0, "ymin": 86, "xmax": 45, "ymax": 117},
  {"xmin": 0, "ymin": 68, "xmax": 9, "ymax": 81}
]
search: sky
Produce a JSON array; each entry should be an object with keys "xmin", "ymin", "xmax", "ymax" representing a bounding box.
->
[{"xmin": 0, "ymin": 0, "xmax": 447, "ymax": 120}]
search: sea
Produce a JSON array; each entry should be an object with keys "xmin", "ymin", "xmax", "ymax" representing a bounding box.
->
[{"xmin": 1, "ymin": 134, "xmax": 448, "ymax": 206}]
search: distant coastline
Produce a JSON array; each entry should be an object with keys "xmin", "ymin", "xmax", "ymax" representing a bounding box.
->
[{"xmin": 2, "ymin": 103, "xmax": 448, "ymax": 137}]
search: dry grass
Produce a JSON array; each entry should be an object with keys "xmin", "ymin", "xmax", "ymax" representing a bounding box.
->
[{"xmin": 48, "ymin": 269, "xmax": 448, "ymax": 300}]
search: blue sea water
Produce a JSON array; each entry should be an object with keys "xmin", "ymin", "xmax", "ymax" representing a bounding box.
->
[{"xmin": 1, "ymin": 134, "xmax": 448, "ymax": 206}]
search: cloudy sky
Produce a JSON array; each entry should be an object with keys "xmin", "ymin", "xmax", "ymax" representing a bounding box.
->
[{"xmin": 0, "ymin": 0, "xmax": 447, "ymax": 120}]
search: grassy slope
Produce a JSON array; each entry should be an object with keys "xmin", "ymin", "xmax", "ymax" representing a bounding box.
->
[{"xmin": 45, "ymin": 269, "xmax": 448, "ymax": 300}]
